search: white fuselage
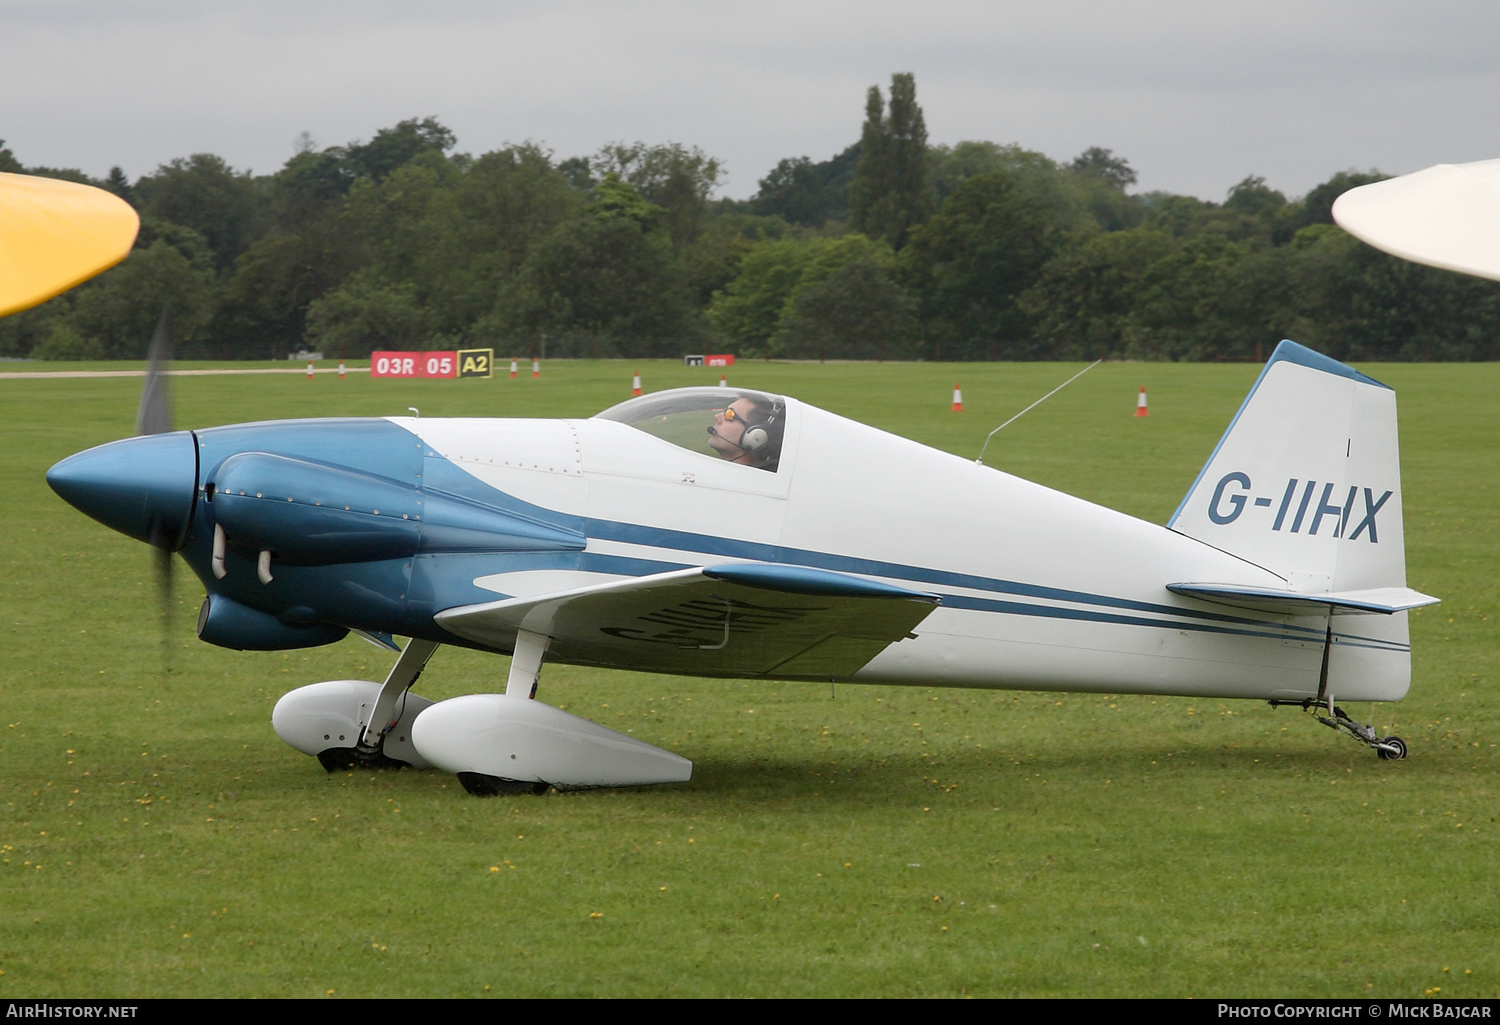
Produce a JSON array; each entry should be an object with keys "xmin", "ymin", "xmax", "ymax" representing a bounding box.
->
[{"xmin": 398, "ymin": 398, "xmax": 1407, "ymax": 702}]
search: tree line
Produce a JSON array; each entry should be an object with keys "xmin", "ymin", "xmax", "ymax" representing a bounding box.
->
[{"xmin": 5, "ymin": 75, "xmax": 1499, "ymax": 363}]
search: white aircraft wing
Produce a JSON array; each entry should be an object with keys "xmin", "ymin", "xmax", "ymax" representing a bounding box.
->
[
  {"xmin": 1167, "ymin": 582, "xmax": 1440, "ymax": 616},
  {"xmin": 435, "ymin": 563, "xmax": 940, "ymax": 679},
  {"xmin": 1332, "ymin": 159, "xmax": 1500, "ymax": 282}
]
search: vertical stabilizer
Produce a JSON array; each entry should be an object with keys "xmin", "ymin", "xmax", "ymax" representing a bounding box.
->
[
  {"xmin": 1169, "ymin": 340, "xmax": 1405, "ymax": 590},
  {"xmin": 1168, "ymin": 340, "xmax": 1414, "ymax": 701}
]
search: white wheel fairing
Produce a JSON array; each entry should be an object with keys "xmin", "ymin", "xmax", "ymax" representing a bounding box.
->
[
  {"xmin": 411, "ymin": 694, "xmax": 691, "ymax": 789},
  {"xmin": 272, "ymin": 680, "xmax": 434, "ymax": 768}
]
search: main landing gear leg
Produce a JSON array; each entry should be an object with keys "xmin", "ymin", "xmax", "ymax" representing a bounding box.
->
[
  {"xmin": 360, "ymin": 637, "xmax": 440, "ymax": 750},
  {"xmin": 1268, "ymin": 697, "xmax": 1407, "ymax": 760},
  {"xmin": 457, "ymin": 629, "xmax": 551, "ymax": 797},
  {"xmin": 315, "ymin": 638, "xmax": 440, "ymax": 772}
]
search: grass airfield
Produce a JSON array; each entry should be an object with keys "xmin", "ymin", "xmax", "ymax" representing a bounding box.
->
[{"xmin": 1, "ymin": 357, "xmax": 1495, "ymax": 998}]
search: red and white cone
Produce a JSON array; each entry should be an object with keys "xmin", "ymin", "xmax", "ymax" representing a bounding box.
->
[
  {"xmin": 532, "ymin": 359, "xmax": 540, "ymax": 379},
  {"xmin": 951, "ymin": 384, "xmax": 964, "ymax": 412},
  {"xmin": 337, "ymin": 361, "xmax": 346, "ymax": 378},
  {"xmin": 1134, "ymin": 386, "xmax": 1149, "ymax": 417},
  {"xmin": 718, "ymin": 374, "xmax": 727, "ymax": 388},
  {"xmin": 509, "ymin": 359, "xmax": 517, "ymax": 379},
  {"xmin": 631, "ymin": 370, "xmax": 642, "ymax": 396},
  {"xmin": 306, "ymin": 362, "xmax": 315, "ymax": 379}
]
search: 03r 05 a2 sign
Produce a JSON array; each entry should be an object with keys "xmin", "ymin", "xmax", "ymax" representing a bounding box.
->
[{"xmin": 370, "ymin": 349, "xmax": 493, "ymax": 379}]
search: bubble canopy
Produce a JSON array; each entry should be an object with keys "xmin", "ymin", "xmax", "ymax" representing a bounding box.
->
[{"xmin": 594, "ymin": 387, "xmax": 787, "ymax": 471}]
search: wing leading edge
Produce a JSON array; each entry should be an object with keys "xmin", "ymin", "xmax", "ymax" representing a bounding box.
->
[{"xmin": 435, "ymin": 563, "xmax": 940, "ymax": 680}]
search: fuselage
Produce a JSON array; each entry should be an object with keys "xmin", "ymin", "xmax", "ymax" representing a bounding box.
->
[
  {"xmin": 49, "ymin": 391, "xmax": 1411, "ymax": 703},
  {"xmin": 440, "ymin": 403, "xmax": 1365, "ymax": 701}
]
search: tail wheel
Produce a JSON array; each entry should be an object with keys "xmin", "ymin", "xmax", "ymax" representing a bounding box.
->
[{"xmin": 1376, "ymin": 736, "xmax": 1407, "ymax": 761}]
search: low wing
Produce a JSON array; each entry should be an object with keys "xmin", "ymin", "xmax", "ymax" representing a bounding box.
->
[
  {"xmin": 435, "ymin": 563, "xmax": 940, "ymax": 679},
  {"xmin": 1168, "ymin": 582, "xmax": 1440, "ymax": 616}
]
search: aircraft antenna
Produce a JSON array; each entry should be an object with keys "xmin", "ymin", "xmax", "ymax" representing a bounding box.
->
[{"xmin": 975, "ymin": 360, "xmax": 1101, "ymax": 466}]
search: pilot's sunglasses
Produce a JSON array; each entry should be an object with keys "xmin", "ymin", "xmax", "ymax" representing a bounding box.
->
[{"xmin": 721, "ymin": 406, "xmax": 751, "ymax": 423}]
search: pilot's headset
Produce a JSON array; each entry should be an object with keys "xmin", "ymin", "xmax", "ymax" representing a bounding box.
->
[{"xmin": 739, "ymin": 399, "xmax": 784, "ymax": 457}]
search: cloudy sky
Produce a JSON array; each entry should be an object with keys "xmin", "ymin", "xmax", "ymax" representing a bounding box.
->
[{"xmin": 4, "ymin": 0, "xmax": 1498, "ymax": 201}]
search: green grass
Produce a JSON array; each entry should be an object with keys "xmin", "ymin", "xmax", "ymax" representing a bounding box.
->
[{"xmin": 1, "ymin": 358, "xmax": 1495, "ymax": 997}]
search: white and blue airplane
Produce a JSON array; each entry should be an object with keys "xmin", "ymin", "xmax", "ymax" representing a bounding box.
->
[
  {"xmin": 46, "ymin": 342, "xmax": 1437, "ymax": 793},
  {"xmin": 10, "ymin": 165, "xmax": 1453, "ymax": 796}
]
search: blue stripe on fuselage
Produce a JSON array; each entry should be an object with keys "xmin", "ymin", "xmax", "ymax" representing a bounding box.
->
[
  {"xmin": 592, "ymin": 520, "xmax": 1404, "ymax": 651},
  {"xmin": 583, "ymin": 517, "xmax": 1333, "ymax": 639},
  {"xmin": 412, "ymin": 443, "xmax": 1405, "ymax": 653}
]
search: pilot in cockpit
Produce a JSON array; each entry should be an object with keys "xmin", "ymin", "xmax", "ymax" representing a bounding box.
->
[{"xmin": 707, "ymin": 396, "xmax": 784, "ymax": 470}]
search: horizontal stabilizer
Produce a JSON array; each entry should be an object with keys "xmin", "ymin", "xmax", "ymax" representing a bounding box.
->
[
  {"xmin": 436, "ymin": 564, "xmax": 940, "ymax": 680},
  {"xmin": 1168, "ymin": 582, "xmax": 1439, "ymax": 616}
]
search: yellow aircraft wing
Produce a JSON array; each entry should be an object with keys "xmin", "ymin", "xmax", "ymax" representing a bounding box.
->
[{"xmin": 0, "ymin": 171, "xmax": 140, "ymax": 317}]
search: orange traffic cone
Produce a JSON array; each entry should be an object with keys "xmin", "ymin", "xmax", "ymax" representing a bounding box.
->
[
  {"xmin": 1134, "ymin": 386, "xmax": 1149, "ymax": 417},
  {"xmin": 306, "ymin": 362, "xmax": 315, "ymax": 379},
  {"xmin": 509, "ymin": 359, "xmax": 517, "ymax": 379},
  {"xmin": 337, "ymin": 361, "xmax": 345, "ymax": 378},
  {"xmin": 532, "ymin": 359, "xmax": 540, "ymax": 379},
  {"xmin": 631, "ymin": 370, "xmax": 642, "ymax": 396},
  {"xmin": 718, "ymin": 374, "xmax": 727, "ymax": 388},
  {"xmin": 951, "ymin": 384, "xmax": 964, "ymax": 412}
]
